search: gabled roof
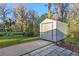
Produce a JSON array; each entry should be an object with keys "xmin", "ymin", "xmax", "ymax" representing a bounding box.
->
[{"xmin": 40, "ymin": 18, "xmax": 56, "ymax": 24}]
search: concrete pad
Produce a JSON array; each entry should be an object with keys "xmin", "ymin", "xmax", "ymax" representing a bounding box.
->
[
  {"xmin": 58, "ymin": 49, "xmax": 73, "ymax": 56},
  {"xmin": 38, "ymin": 49, "xmax": 52, "ymax": 56},
  {"xmin": 0, "ymin": 40, "xmax": 52, "ymax": 56},
  {"xmin": 27, "ymin": 43, "xmax": 79, "ymax": 56},
  {"xmin": 46, "ymin": 51, "xmax": 58, "ymax": 56},
  {"xmin": 70, "ymin": 52, "xmax": 79, "ymax": 56},
  {"xmin": 23, "ymin": 54, "xmax": 29, "ymax": 56},
  {"xmin": 29, "ymin": 44, "xmax": 55, "ymax": 56}
]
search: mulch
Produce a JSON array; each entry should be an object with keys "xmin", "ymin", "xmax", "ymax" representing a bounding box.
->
[{"xmin": 56, "ymin": 40, "xmax": 79, "ymax": 53}]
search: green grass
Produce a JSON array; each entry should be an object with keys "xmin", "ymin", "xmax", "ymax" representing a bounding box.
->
[{"xmin": 0, "ymin": 36, "xmax": 39, "ymax": 48}]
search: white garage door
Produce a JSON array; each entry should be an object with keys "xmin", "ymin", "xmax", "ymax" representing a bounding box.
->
[{"xmin": 42, "ymin": 22, "xmax": 53, "ymax": 41}]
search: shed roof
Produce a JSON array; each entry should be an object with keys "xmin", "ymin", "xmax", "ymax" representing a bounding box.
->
[{"xmin": 40, "ymin": 18, "xmax": 57, "ymax": 24}]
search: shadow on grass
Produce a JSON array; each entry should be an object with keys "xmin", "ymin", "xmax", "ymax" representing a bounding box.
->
[{"xmin": 0, "ymin": 36, "xmax": 40, "ymax": 48}]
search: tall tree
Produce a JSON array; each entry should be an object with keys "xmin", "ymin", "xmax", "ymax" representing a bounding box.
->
[
  {"xmin": 48, "ymin": 3, "xmax": 51, "ymax": 18},
  {"xmin": 57, "ymin": 3, "xmax": 62, "ymax": 19},
  {"xmin": 27, "ymin": 9, "xmax": 39, "ymax": 36},
  {"xmin": 39, "ymin": 13, "xmax": 48, "ymax": 23},
  {"xmin": 13, "ymin": 4, "xmax": 27, "ymax": 32},
  {"xmin": 56, "ymin": 3, "xmax": 69, "ymax": 21},
  {"xmin": 0, "ymin": 4, "xmax": 11, "ymax": 32}
]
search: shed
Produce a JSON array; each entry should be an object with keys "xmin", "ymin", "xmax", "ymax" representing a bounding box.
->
[{"xmin": 40, "ymin": 18, "xmax": 68, "ymax": 42}]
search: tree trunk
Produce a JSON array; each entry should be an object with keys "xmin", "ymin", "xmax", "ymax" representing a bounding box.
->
[{"xmin": 48, "ymin": 3, "xmax": 51, "ymax": 19}]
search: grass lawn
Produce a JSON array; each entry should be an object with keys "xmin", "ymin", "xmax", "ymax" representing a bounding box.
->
[{"xmin": 0, "ymin": 36, "xmax": 39, "ymax": 48}]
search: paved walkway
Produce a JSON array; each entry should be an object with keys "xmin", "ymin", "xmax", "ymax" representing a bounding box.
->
[
  {"xmin": 24, "ymin": 44, "xmax": 79, "ymax": 56},
  {"xmin": 0, "ymin": 40, "xmax": 52, "ymax": 56}
]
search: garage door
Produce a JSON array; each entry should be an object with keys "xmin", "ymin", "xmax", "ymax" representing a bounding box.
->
[{"xmin": 41, "ymin": 22, "xmax": 53, "ymax": 41}]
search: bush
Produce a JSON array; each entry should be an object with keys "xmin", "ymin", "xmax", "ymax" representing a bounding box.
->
[
  {"xmin": 66, "ymin": 31, "xmax": 79, "ymax": 47},
  {"xmin": 0, "ymin": 32, "xmax": 27, "ymax": 37},
  {"xmin": 0, "ymin": 33, "xmax": 4, "ymax": 36},
  {"xmin": 0, "ymin": 32, "xmax": 39, "ymax": 38}
]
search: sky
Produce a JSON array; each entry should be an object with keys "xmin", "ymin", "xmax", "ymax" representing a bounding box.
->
[
  {"xmin": 0, "ymin": 3, "xmax": 57, "ymax": 22},
  {"xmin": 25, "ymin": 3, "xmax": 56, "ymax": 16},
  {"xmin": 6, "ymin": 3, "xmax": 56, "ymax": 16}
]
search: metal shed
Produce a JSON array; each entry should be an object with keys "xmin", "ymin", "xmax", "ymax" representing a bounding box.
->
[{"xmin": 40, "ymin": 18, "xmax": 68, "ymax": 42}]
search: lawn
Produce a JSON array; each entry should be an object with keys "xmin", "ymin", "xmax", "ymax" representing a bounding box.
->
[{"xmin": 0, "ymin": 36, "xmax": 39, "ymax": 48}]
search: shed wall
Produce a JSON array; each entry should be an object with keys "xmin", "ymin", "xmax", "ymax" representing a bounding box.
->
[
  {"xmin": 56, "ymin": 21, "xmax": 68, "ymax": 41},
  {"xmin": 40, "ymin": 22, "xmax": 54, "ymax": 41}
]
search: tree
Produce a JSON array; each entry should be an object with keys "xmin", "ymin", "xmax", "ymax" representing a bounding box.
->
[
  {"xmin": 56, "ymin": 3, "xmax": 69, "ymax": 21},
  {"xmin": 27, "ymin": 9, "xmax": 39, "ymax": 36},
  {"xmin": 46, "ymin": 3, "xmax": 69, "ymax": 21},
  {"xmin": 13, "ymin": 4, "xmax": 27, "ymax": 32},
  {"xmin": 48, "ymin": 3, "xmax": 51, "ymax": 18},
  {"xmin": 0, "ymin": 4, "xmax": 11, "ymax": 32},
  {"xmin": 73, "ymin": 4, "xmax": 79, "ymax": 11},
  {"xmin": 56, "ymin": 3, "xmax": 62, "ymax": 19},
  {"xmin": 39, "ymin": 13, "xmax": 48, "ymax": 23}
]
